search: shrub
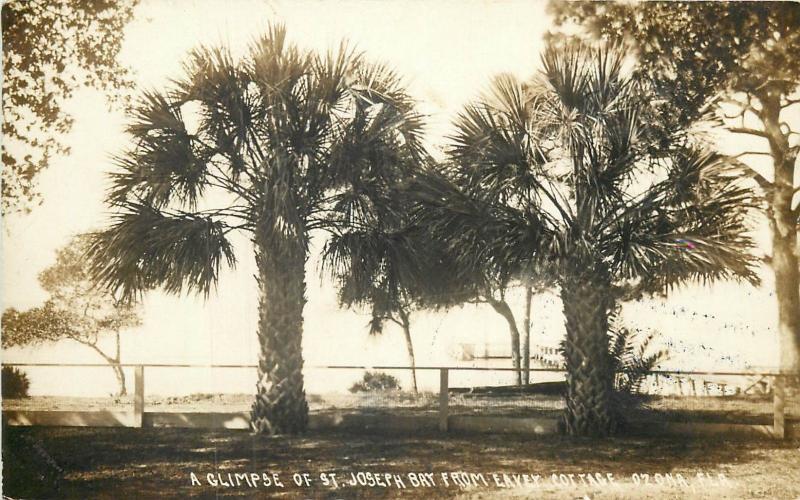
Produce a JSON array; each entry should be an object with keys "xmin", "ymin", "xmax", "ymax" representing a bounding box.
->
[
  {"xmin": 607, "ymin": 309, "xmax": 668, "ymax": 394},
  {"xmin": 2, "ymin": 366, "xmax": 31, "ymax": 398},
  {"xmin": 349, "ymin": 371, "xmax": 402, "ymax": 393},
  {"xmin": 557, "ymin": 308, "xmax": 668, "ymax": 396}
]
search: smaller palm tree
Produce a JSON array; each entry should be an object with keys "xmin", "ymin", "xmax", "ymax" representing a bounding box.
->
[
  {"xmin": 324, "ymin": 178, "xmax": 469, "ymax": 393},
  {"xmin": 413, "ymin": 42, "xmax": 758, "ymax": 436}
]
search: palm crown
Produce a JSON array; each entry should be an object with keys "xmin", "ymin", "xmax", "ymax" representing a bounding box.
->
[
  {"xmin": 90, "ymin": 25, "xmax": 424, "ymax": 299},
  {"xmin": 412, "ymin": 43, "xmax": 758, "ymax": 436},
  {"xmin": 418, "ymin": 44, "xmax": 757, "ymax": 295},
  {"xmin": 89, "ymin": 25, "xmax": 425, "ymax": 434}
]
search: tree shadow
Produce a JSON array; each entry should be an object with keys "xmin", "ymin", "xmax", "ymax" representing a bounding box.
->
[{"xmin": 4, "ymin": 423, "xmax": 798, "ymax": 498}]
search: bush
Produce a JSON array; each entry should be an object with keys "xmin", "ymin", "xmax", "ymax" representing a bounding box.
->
[
  {"xmin": 349, "ymin": 371, "xmax": 402, "ymax": 393},
  {"xmin": 556, "ymin": 307, "xmax": 668, "ymax": 396},
  {"xmin": 607, "ymin": 307, "xmax": 668, "ymax": 394},
  {"xmin": 2, "ymin": 366, "xmax": 31, "ymax": 398}
]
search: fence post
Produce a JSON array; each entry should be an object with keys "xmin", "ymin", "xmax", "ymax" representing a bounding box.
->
[
  {"xmin": 439, "ymin": 368, "xmax": 449, "ymax": 432},
  {"xmin": 773, "ymin": 374, "xmax": 785, "ymax": 440},
  {"xmin": 133, "ymin": 365, "xmax": 144, "ymax": 428}
]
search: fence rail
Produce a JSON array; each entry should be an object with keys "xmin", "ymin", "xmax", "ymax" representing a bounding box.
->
[
  {"xmin": 2, "ymin": 362, "xmax": 794, "ymax": 439},
  {"xmin": 2, "ymin": 361, "xmax": 790, "ymax": 377}
]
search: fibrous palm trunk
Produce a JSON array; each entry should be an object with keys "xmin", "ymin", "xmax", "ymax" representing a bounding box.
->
[
  {"xmin": 250, "ymin": 235, "xmax": 309, "ymax": 435},
  {"xmin": 560, "ymin": 268, "xmax": 617, "ymax": 437}
]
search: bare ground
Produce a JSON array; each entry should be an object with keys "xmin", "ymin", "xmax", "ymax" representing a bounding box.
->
[{"xmin": 3, "ymin": 425, "xmax": 799, "ymax": 499}]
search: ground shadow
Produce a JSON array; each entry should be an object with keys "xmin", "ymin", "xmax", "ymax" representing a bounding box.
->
[{"xmin": 3, "ymin": 422, "xmax": 799, "ymax": 498}]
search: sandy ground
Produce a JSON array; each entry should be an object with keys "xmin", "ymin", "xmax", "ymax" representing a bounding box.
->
[{"xmin": 3, "ymin": 426, "xmax": 799, "ymax": 499}]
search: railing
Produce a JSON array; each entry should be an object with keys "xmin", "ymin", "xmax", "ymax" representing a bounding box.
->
[
  {"xmin": 3, "ymin": 362, "xmax": 258, "ymax": 429},
  {"xmin": 2, "ymin": 363, "xmax": 794, "ymax": 439},
  {"xmin": 316, "ymin": 365, "xmax": 792, "ymax": 438}
]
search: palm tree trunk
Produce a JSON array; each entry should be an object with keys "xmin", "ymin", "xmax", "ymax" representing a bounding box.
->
[
  {"xmin": 397, "ymin": 308, "xmax": 418, "ymax": 393},
  {"xmin": 560, "ymin": 272, "xmax": 617, "ymax": 437},
  {"xmin": 488, "ymin": 298, "xmax": 522, "ymax": 385},
  {"xmin": 522, "ymin": 284, "xmax": 533, "ymax": 385},
  {"xmin": 761, "ymin": 94, "xmax": 800, "ymax": 378},
  {"xmin": 250, "ymin": 235, "xmax": 309, "ymax": 435}
]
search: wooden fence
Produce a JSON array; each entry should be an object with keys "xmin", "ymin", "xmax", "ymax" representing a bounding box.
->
[{"xmin": 2, "ymin": 363, "xmax": 793, "ymax": 439}]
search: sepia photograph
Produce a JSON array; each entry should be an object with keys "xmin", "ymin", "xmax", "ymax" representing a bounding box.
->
[{"xmin": 2, "ymin": 0, "xmax": 799, "ymax": 498}]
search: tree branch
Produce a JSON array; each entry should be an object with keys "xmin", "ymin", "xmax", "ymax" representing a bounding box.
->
[
  {"xmin": 733, "ymin": 151, "xmax": 772, "ymax": 159},
  {"xmin": 72, "ymin": 337, "xmax": 116, "ymax": 366},
  {"xmin": 729, "ymin": 127, "xmax": 769, "ymax": 139},
  {"xmin": 387, "ymin": 316, "xmax": 405, "ymax": 329},
  {"xmin": 724, "ymin": 156, "xmax": 773, "ymax": 191},
  {"xmin": 115, "ymin": 329, "xmax": 121, "ymax": 363}
]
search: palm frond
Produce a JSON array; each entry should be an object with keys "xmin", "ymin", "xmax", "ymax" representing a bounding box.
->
[
  {"xmin": 607, "ymin": 306, "xmax": 669, "ymax": 394},
  {"xmin": 87, "ymin": 202, "xmax": 236, "ymax": 300},
  {"xmin": 604, "ymin": 148, "xmax": 759, "ymax": 292},
  {"xmin": 111, "ymin": 90, "xmax": 212, "ymax": 208},
  {"xmin": 540, "ymin": 42, "xmax": 590, "ymax": 113},
  {"xmin": 408, "ymin": 168, "xmax": 556, "ymax": 287}
]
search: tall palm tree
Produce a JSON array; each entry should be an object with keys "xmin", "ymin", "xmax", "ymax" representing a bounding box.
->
[
  {"xmin": 413, "ymin": 43, "xmax": 758, "ymax": 436},
  {"xmin": 88, "ymin": 26, "xmax": 424, "ymax": 434}
]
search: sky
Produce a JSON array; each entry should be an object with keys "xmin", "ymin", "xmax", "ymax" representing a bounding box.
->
[{"xmin": 1, "ymin": 0, "xmax": 790, "ymax": 396}]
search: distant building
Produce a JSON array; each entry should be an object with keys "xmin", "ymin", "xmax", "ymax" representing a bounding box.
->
[{"xmin": 457, "ymin": 342, "xmax": 563, "ymax": 368}]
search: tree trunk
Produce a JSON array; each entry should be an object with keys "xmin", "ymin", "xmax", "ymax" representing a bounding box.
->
[
  {"xmin": 112, "ymin": 363, "xmax": 127, "ymax": 397},
  {"xmin": 760, "ymin": 93, "xmax": 800, "ymax": 377},
  {"xmin": 522, "ymin": 284, "xmax": 533, "ymax": 385},
  {"xmin": 489, "ymin": 298, "xmax": 522, "ymax": 385},
  {"xmin": 398, "ymin": 308, "xmax": 418, "ymax": 394},
  {"xmin": 769, "ymin": 165, "xmax": 800, "ymax": 377},
  {"xmin": 80, "ymin": 337, "xmax": 127, "ymax": 397},
  {"xmin": 560, "ymin": 271, "xmax": 617, "ymax": 437},
  {"xmin": 250, "ymin": 235, "xmax": 309, "ymax": 435},
  {"xmin": 113, "ymin": 330, "xmax": 126, "ymax": 396}
]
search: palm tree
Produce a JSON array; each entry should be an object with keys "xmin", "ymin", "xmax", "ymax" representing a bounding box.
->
[
  {"xmin": 606, "ymin": 306, "xmax": 668, "ymax": 395},
  {"xmin": 413, "ymin": 43, "xmax": 758, "ymax": 436},
  {"xmin": 323, "ymin": 177, "xmax": 470, "ymax": 393},
  {"xmin": 410, "ymin": 174, "xmax": 542, "ymax": 386},
  {"xmin": 88, "ymin": 26, "xmax": 424, "ymax": 434},
  {"xmin": 324, "ymin": 226, "xmax": 425, "ymax": 394}
]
